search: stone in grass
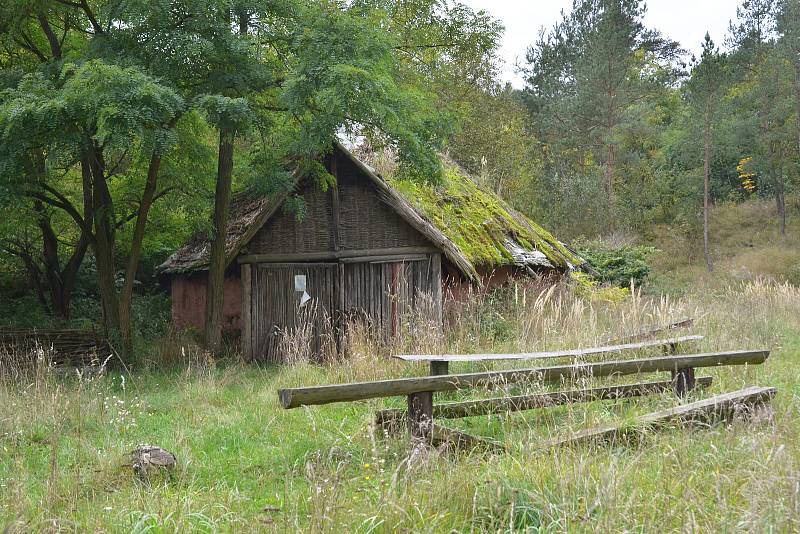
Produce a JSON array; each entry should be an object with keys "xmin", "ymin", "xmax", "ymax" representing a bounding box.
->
[{"xmin": 131, "ymin": 445, "xmax": 177, "ymax": 482}]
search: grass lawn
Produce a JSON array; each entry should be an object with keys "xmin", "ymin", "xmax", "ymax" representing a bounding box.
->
[{"xmin": 2, "ymin": 277, "xmax": 800, "ymax": 532}]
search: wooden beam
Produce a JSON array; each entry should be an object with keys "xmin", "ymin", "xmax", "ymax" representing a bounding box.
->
[
  {"xmin": 278, "ymin": 349, "xmax": 769, "ymax": 409},
  {"xmin": 238, "ymin": 247, "xmax": 440, "ymax": 265},
  {"xmin": 374, "ymin": 377, "xmax": 714, "ymax": 425},
  {"xmin": 542, "ymin": 386, "xmax": 776, "ymax": 448},
  {"xmin": 239, "ymin": 252, "xmax": 336, "ymax": 263},
  {"xmin": 395, "ymin": 335, "xmax": 704, "ymax": 363},
  {"xmin": 672, "ymin": 367, "xmax": 696, "ymax": 397},
  {"xmin": 430, "ymin": 424, "xmax": 502, "ymax": 452},
  {"xmin": 430, "ymin": 360, "xmax": 449, "ymax": 376},
  {"xmin": 354, "ymin": 255, "xmax": 428, "ymax": 264},
  {"xmin": 241, "ymin": 263, "xmax": 252, "ymax": 361}
]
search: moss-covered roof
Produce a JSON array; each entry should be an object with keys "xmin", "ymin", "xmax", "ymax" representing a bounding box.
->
[{"xmin": 384, "ymin": 161, "xmax": 583, "ymax": 271}]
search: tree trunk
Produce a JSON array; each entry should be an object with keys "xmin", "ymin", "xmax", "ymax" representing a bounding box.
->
[
  {"xmin": 35, "ymin": 203, "xmax": 70, "ymax": 319},
  {"xmin": 17, "ymin": 250, "xmax": 49, "ymax": 311},
  {"xmin": 87, "ymin": 143, "xmax": 121, "ymax": 334},
  {"xmin": 776, "ymin": 165, "xmax": 786, "ymax": 237},
  {"xmin": 117, "ymin": 152, "xmax": 163, "ymax": 357},
  {"xmin": 30, "ymin": 151, "xmax": 90, "ymax": 321},
  {"xmin": 703, "ymin": 124, "xmax": 713, "ymax": 273},
  {"xmin": 795, "ymin": 65, "xmax": 800, "ymax": 154},
  {"xmin": 204, "ymin": 129, "xmax": 235, "ymax": 353},
  {"xmin": 605, "ymin": 142, "xmax": 615, "ymax": 218}
]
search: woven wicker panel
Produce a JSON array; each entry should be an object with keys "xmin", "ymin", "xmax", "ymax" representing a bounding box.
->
[
  {"xmin": 249, "ymin": 180, "xmax": 335, "ymax": 254},
  {"xmin": 336, "ymin": 155, "xmax": 432, "ymax": 251}
]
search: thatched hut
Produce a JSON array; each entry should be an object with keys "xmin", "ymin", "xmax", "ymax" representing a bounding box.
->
[{"xmin": 158, "ymin": 143, "xmax": 582, "ymax": 362}]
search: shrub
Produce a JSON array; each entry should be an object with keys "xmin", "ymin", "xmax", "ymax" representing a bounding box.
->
[
  {"xmin": 574, "ymin": 238, "xmax": 656, "ymax": 287},
  {"xmin": 570, "ymin": 271, "xmax": 630, "ymax": 304}
]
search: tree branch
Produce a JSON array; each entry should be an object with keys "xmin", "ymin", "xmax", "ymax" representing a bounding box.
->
[{"xmin": 53, "ymin": 0, "xmax": 104, "ymax": 34}]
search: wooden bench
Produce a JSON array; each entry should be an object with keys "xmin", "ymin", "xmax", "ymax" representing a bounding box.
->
[{"xmin": 278, "ymin": 348, "xmax": 771, "ymax": 448}]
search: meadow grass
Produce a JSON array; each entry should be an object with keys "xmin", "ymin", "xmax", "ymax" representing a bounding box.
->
[{"xmin": 1, "ymin": 277, "xmax": 799, "ymax": 533}]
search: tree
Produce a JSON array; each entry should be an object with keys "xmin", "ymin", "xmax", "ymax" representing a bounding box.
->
[
  {"xmin": 448, "ymin": 86, "xmax": 540, "ymax": 200},
  {"xmin": 777, "ymin": 0, "xmax": 800, "ymax": 154},
  {"xmin": 0, "ymin": 60, "xmax": 185, "ymax": 355},
  {"xmin": 98, "ymin": 1, "xmax": 454, "ymax": 352},
  {"xmin": 523, "ymin": 0, "xmax": 680, "ymax": 228},
  {"xmin": 685, "ymin": 34, "xmax": 729, "ymax": 271},
  {"xmin": 727, "ymin": 0, "xmax": 794, "ymax": 236},
  {"xmin": 0, "ymin": 1, "xmax": 91, "ymax": 319}
]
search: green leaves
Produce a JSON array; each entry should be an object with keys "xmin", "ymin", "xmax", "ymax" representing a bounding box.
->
[
  {"xmin": 195, "ymin": 95, "xmax": 250, "ymax": 133},
  {"xmin": 281, "ymin": 2, "xmax": 443, "ymax": 180},
  {"xmin": 59, "ymin": 61, "xmax": 185, "ymax": 151}
]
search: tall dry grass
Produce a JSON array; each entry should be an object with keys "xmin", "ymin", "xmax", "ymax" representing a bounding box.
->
[{"xmin": 2, "ymin": 277, "xmax": 799, "ymax": 532}]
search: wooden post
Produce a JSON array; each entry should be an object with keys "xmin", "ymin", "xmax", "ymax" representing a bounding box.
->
[
  {"xmin": 407, "ymin": 391, "xmax": 433, "ymax": 440},
  {"xmin": 241, "ymin": 263, "xmax": 252, "ymax": 361},
  {"xmin": 430, "ymin": 360, "xmax": 449, "ymax": 376},
  {"xmin": 672, "ymin": 367, "xmax": 696, "ymax": 397},
  {"xmin": 330, "ymin": 156, "xmax": 344, "ymax": 356},
  {"xmin": 667, "ymin": 341, "xmax": 696, "ymax": 397}
]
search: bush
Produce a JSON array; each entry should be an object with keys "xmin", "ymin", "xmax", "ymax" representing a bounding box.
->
[
  {"xmin": 574, "ymin": 238, "xmax": 656, "ymax": 287},
  {"xmin": 570, "ymin": 271, "xmax": 630, "ymax": 304}
]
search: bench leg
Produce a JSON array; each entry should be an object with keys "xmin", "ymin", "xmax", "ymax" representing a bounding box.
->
[
  {"xmin": 430, "ymin": 360, "xmax": 449, "ymax": 376},
  {"xmin": 672, "ymin": 367, "xmax": 696, "ymax": 397},
  {"xmin": 408, "ymin": 391, "xmax": 433, "ymax": 441}
]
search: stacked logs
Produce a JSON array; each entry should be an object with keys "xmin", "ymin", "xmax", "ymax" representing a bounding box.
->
[{"xmin": 0, "ymin": 327, "xmax": 112, "ymax": 368}]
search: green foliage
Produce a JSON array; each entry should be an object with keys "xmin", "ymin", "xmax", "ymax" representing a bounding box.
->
[
  {"xmin": 523, "ymin": 0, "xmax": 681, "ymax": 232},
  {"xmin": 570, "ymin": 271, "xmax": 631, "ymax": 303},
  {"xmin": 574, "ymin": 239, "xmax": 655, "ymax": 287},
  {"xmin": 195, "ymin": 95, "xmax": 250, "ymax": 133}
]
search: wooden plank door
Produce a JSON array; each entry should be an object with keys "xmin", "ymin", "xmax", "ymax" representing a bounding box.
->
[
  {"xmin": 251, "ymin": 263, "xmax": 337, "ymax": 363},
  {"xmin": 341, "ymin": 253, "xmax": 442, "ymax": 341}
]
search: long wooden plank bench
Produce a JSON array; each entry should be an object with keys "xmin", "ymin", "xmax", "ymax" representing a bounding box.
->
[
  {"xmin": 279, "ymin": 349, "xmax": 770, "ymax": 447},
  {"xmin": 279, "ymin": 350, "xmax": 768, "ymax": 408}
]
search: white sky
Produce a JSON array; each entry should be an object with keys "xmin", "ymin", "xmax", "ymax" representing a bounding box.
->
[{"xmin": 461, "ymin": 0, "xmax": 742, "ymax": 88}]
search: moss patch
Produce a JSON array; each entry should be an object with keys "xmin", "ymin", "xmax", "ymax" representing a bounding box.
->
[{"xmin": 387, "ymin": 163, "xmax": 583, "ymax": 270}]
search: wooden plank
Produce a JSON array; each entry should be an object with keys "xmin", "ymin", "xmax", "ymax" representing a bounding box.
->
[
  {"xmin": 430, "ymin": 424, "xmax": 502, "ymax": 452},
  {"xmin": 542, "ymin": 386, "xmax": 776, "ymax": 448},
  {"xmin": 238, "ymin": 247, "xmax": 439, "ymax": 264},
  {"xmin": 395, "ymin": 335, "xmax": 705, "ymax": 363},
  {"xmin": 374, "ymin": 377, "xmax": 714, "ymax": 425},
  {"xmin": 330, "ymin": 157, "xmax": 341, "ymax": 253},
  {"xmin": 603, "ymin": 318, "xmax": 695, "ymax": 345},
  {"xmin": 278, "ymin": 349, "xmax": 769, "ymax": 408},
  {"xmin": 431, "ymin": 253, "xmax": 442, "ymax": 326},
  {"xmin": 354, "ymin": 255, "xmax": 427, "ymax": 264},
  {"xmin": 241, "ymin": 263, "xmax": 252, "ymax": 361}
]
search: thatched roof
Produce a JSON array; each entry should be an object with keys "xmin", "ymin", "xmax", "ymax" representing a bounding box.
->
[
  {"xmin": 157, "ymin": 193, "xmax": 281, "ymax": 275},
  {"xmin": 158, "ymin": 143, "xmax": 583, "ymax": 279}
]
